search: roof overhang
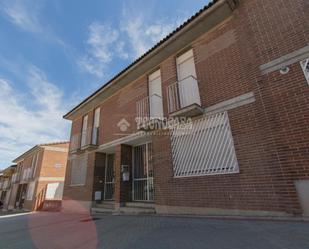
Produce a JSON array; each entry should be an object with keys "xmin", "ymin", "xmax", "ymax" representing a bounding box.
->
[
  {"xmin": 64, "ymin": 0, "xmax": 239, "ymax": 121},
  {"xmin": 13, "ymin": 146, "xmax": 39, "ymax": 163},
  {"xmin": 1, "ymin": 165, "xmax": 17, "ymax": 177}
]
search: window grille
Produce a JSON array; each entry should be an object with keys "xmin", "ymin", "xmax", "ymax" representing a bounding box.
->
[{"xmin": 170, "ymin": 111, "xmax": 239, "ymax": 177}]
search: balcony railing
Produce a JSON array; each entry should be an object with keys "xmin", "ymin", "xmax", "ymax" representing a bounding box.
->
[
  {"xmin": 70, "ymin": 126, "xmax": 99, "ymax": 152},
  {"xmin": 11, "ymin": 172, "xmax": 20, "ymax": 183},
  {"xmin": 3, "ymin": 180, "xmax": 10, "ymax": 189},
  {"xmin": 70, "ymin": 133, "xmax": 81, "ymax": 152},
  {"xmin": 136, "ymin": 94, "xmax": 163, "ymax": 119},
  {"xmin": 21, "ymin": 168, "xmax": 32, "ymax": 182},
  {"xmin": 136, "ymin": 94, "xmax": 164, "ymax": 130},
  {"xmin": 167, "ymin": 75, "xmax": 202, "ymax": 114}
]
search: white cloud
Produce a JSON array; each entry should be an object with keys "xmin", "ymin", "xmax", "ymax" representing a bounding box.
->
[
  {"xmin": 0, "ymin": 0, "xmax": 42, "ymax": 32},
  {"xmin": 80, "ymin": 12, "xmax": 184, "ymax": 78},
  {"xmin": 121, "ymin": 16, "xmax": 183, "ymax": 59},
  {"xmin": 79, "ymin": 23, "xmax": 120, "ymax": 77},
  {"xmin": 0, "ymin": 0, "xmax": 65, "ymax": 46},
  {"xmin": 0, "ymin": 66, "xmax": 70, "ymax": 168}
]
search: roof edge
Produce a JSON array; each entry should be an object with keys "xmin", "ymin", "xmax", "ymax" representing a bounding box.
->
[
  {"xmin": 63, "ymin": 0, "xmax": 231, "ymax": 120},
  {"xmin": 12, "ymin": 141, "xmax": 69, "ymax": 163}
]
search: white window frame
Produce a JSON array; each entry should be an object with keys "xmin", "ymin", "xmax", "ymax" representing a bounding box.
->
[
  {"xmin": 148, "ymin": 69, "xmax": 164, "ymax": 119},
  {"xmin": 175, "ymin": 49, "xmax": 201, "ymax": 108},
  {"xmin": 81, "ymin": 115, "xmax": 88, "ymax": 147},
  {"xmin": 92, "ymin": 108, "xmax": 100, "ymax": 144}
]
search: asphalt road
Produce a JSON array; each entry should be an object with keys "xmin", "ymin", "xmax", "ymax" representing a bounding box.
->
[{"xmin": 0, "ymin": 212, "xmax": 309, "ymax": 249}]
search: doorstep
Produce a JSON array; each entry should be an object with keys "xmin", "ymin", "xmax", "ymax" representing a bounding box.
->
[{"xmin": 118, "ymin": 202, "xmax": 156, "ymax": 215}]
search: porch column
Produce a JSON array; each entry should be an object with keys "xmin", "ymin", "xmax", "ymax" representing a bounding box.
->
[{"xmin": 114, "ymin": 144, "xmax": 133, "ymax": 208}]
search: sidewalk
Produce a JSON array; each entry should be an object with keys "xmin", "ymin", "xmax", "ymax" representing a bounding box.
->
[{"xmin": 0, "ymin": 209, "xmax": 30, "ymax": 217}]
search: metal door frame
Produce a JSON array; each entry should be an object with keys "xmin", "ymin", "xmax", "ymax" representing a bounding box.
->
[
  {"xmin": 132, "ymin": 142, "xmax": 154, "ymax": 202},
  {"xmin": 103, "ymin": 154, "xmax": 115, "ymax": 201}
]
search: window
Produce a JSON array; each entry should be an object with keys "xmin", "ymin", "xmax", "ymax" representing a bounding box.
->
[
  {"xmin": 45, "ymin": 182, "xmax": 63, "ymax": 200},
  {"xmin": 148, "ymin": 70, "xmax": 163, "ymax": 118},
  {"xmin": 70, "ymin": 155, "xmax": 87, "ymax": 186},
  {"xmin": 300, "ymin": 59, "xmax": 309, "ymax": 85},
  {"xmin": 92, "ymin": 108, "xmax": 100, "ymax": 144},
  {"xmin": 32, "ymin": 153, "xmax": 39, "ymax": 178},
  {"xmin": 26, "ymin": 182, "xmax": 35, "ymax": 200},
  {"xmin": 170, "ymin": 111, "xmax": 239, "ymax": 177},
  {"xmin": 81, "ymin": 115, "xmax": 88, "ymax": 147}
]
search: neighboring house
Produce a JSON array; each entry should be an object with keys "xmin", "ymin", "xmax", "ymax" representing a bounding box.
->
[
  {"xmin": 7, "ymin": 142, "xmax": 69, "ymax": 211},
  {"xmin": 0, "ymin": 165, "xmax": 16, "ymax": 209},
  {"xmin": 62, "ymin": 0, "xmax": 309, "ymax": 217}
]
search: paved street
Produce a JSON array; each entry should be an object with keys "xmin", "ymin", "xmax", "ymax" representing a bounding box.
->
[{"xmin": 0, "ymin": 212, "xmax": 309, "ymax": 249}]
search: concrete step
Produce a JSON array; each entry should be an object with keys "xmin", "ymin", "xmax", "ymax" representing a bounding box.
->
[
  {"xmin": 119, "ymin": 202, "xmax": 156, "ymax": 214},
  {"xmin": 95, "ymin": 201, "xmax": 115, "ymax": 209},
  {"xmin": 91, "ymin": 207, "xmax": 114, "ymax": 214},
  {"xmin": 125, "ymin": 202, "xmax": 155, "ymax": 209},
  {"xmin": 119, "ymin": 206, "xmax": 156, "ymax": 214}
]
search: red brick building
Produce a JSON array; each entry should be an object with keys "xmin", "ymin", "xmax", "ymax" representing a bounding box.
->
[
  {"xmin": 6, "ymin": 142, "xmax": 69, "ymax": 211},
  {"xmin": 62, "ymin": 0, "xmax": 309, "ymax": 217},
  {"xmin": 0, "ymin": 165, "xmax": 16, "ymax": 209}
]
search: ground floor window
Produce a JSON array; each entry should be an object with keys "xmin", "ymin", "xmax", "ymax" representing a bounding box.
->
[
  {"xmin": 26, "ymin": 182, "xmax": 35, "ymax": 200},
  {"xmin": 170, "ymin": 111, "xmax": 239, "ymax": 177},
  {"xmin": 70, "ymin": 154, "xmax": 88, "ymax": 186}
]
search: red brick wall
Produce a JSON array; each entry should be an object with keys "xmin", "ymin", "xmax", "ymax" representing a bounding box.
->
[
  {"xmin": 63, "ymin": 152, "xmax": 95, "ymax": 202},
  {"xmin": 151, "ymin": 0, "xmax": 309, "ymax": 215},
  {"xmin": 65, "ymin": 0, "xmax": 309, "ymax": 214}
]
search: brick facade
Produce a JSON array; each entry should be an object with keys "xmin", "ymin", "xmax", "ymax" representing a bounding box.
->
[
  {"xmin": 63, "ymin": 0, "xmax": 309, "ymax": 216},
  {"xmin": 6, "ymin": 142, "xmax": 69, "ymax": 211}
]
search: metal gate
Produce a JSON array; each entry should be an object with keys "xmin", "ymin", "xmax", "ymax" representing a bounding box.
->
[
  {"xmin": 104, "ymin": 154, "xmax": 115, "ymax": 200},
  {"xmin": 132, "ymin": 143, "xmax": 154, "ymax": 202}
]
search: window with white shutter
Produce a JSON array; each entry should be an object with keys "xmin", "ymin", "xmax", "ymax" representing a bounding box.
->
[
  {"xmin": 92, "ymin": 108, "xmax": 100, "ymax": 144},
  {"xmin": 81, "ymin": 115, "xmax": 88, "ymax": 147}
]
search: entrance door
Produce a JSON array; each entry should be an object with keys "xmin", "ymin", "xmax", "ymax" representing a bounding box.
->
[
  {"xmin": 132, "ymin": 143, "xmax": 154, "ymax": 202},
  {"xmin": 104, "ymin": 154, "xmax": 115, "ymax": 200},
  {"xmin": 176, "ymin": 49, "xmax": 200, "ymax": 108},
  {"xmin": 148, "ymin": 70, "xmax": 163, "ymax": 119}
]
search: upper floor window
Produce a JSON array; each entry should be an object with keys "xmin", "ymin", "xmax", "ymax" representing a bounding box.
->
[
  {"xmin": 176, "ymin": 49, "xmax": 200, "ymax": 108},
  {"xmin": 300, "ymin": 59, "xmax": 309, "ymax": 85},
  {"xmin": 148, "ymin": 70, "xmax": 163, "ymax": 119},
  {"xmin": 92, "ymin": 108, "xmax": 100, "ymax": 145},
  {"xmin": 81, "ymin": 115, "xmax": 88, "ymax": 147},
  {"xmin": 167, "ymin": 49, "xmax": 201, "ymax": 114},
  {"xmin": 32, "ymin": 153, "xmax": 39, "ymax": 178}
]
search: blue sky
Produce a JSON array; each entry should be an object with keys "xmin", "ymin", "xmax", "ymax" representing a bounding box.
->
[{"xmin": 0, "ymin": 0, "xmax": 208, "ymax": 169}]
